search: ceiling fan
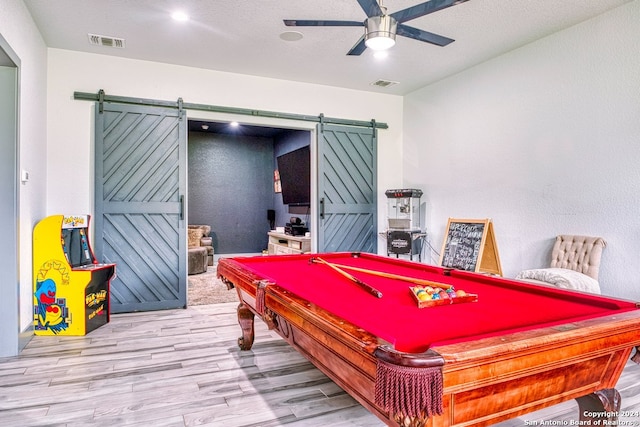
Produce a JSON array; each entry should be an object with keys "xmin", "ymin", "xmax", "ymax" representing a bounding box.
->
[{"xmin": 284, "ymin": 0, "xmax": 469, "ymax": 55}]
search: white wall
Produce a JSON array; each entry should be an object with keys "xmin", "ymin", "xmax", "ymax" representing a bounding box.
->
[
  {"xmin": 403, "ymin": 0, "xmax": 640, "ymax": 299},
  {"xmin": 0, "ymin": 0, "xmax": 48, "ymax": 352},
  {"xmin": 46, "ymin": 49, "xmax": 404, "ymax": 247}
]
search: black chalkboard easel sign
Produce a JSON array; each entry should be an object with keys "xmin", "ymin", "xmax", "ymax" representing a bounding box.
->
[{"xmin": 439, "ymin": 218, "xmax": 502, "ymax": 276}]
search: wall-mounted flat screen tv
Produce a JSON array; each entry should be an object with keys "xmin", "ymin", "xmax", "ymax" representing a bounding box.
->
[{"xmin": 277, "ymin": 145, "xmax": 310, "ymax": 206}]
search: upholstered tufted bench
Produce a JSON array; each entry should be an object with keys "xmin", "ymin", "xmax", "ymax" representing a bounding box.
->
[{"xmin": 516, "ymin": 235, "xmax": 606, "ymax": 294}]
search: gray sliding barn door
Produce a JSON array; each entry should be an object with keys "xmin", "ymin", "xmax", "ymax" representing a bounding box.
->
[
  {"xmin": 94, "ymin": 102, "xmax": 187, "ymax": 313},
  {"xmin": 317, "ymin": 124, "xmax": 377, "ymax": 253}
]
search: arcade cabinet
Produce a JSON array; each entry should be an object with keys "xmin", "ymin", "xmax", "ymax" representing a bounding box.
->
[{"xmin": 33, "ymin": 215, "xmax": 116, "ymax": 335}]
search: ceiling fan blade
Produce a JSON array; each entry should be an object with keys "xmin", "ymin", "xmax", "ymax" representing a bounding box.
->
[
  {"xmin": 397, "ymin": 24, "xmax": 454, "ymax": 46},
  {"xmin": 391, "ymin": 0, "xmax": 469, "ymax": 23},
  {"xmin": 284, "ymin": 19, "xmax": 363, "ymax": 27},
  {"xmin": 347, "ymin": 36, "xmax": 367, "ymax": 56},
  {"xmin": 356, "ymin": 0, "xmax": 383, "ymax": 18}
]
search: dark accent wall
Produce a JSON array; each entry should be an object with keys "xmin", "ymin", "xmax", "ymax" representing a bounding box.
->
[
  {"xmin": 188, "ymin": 132, "xmax": 274, "ymax": 254},
  {"xmin": 273, "ymin": 131, "xmax": 312, "ymax": 229},
  {"xmin": 188, "ymin": 127, "xmax": 311, "ymax": 255}
]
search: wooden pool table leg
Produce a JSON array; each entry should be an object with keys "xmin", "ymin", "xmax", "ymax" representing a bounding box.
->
[
  {"xmin": 575, "ymin": 388, "xmax": 621, "ymax": 424},
  {"xmin": 237, "ymin": 302, "xmax": 255, "ymax": 351}
]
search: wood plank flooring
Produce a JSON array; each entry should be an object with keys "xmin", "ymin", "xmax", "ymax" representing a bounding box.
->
[{"xmin": 1, "ymin": 303, "xmax": 639, "ymax": 426}]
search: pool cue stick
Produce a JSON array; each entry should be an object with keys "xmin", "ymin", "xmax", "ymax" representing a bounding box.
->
[
  {"xmin": 310, "ymin": 257, "xmax": 383, "ymax": 298},
  {"xmin": 321, "ymin": 262, "xmax": 453, "ymax": 290}
]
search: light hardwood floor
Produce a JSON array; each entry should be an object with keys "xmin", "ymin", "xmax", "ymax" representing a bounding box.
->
[{"xmin": 1, "ymin": 303, "xmax": 639, "ymax": 426}]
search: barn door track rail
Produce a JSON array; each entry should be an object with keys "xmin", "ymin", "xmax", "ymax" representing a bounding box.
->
[{"xmin": 74, "ymin": 90, "xmax": 388, "ymax": 130}]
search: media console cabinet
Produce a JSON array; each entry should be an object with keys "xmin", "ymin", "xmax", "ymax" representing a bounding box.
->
[{"xmin": 267, "ymin": 231, "xmax": 311, "ymax": 255}]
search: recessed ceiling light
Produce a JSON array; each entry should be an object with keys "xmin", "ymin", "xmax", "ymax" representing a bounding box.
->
[
  {"xmin": 280, "ymin": 31, "xmax": 304, "ymax": 42},
  {"xmin": 171, "ymin": 11, "xmax": 189, "ymax": 22},
  {"xmin": 230, "ymin": 121, "xmax": 239, "ymax": 128},
  {"xmin": 201, "ymin": 124, "xmax": 209, "ymax": 130}
]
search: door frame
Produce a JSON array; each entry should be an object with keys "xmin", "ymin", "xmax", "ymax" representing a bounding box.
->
[
  {"xmin": 188, "ymin": 113, "xmax": 321, "ymax": 253},
  {"xmin": 0, "ymin": 35, "xmax": 22, "ymax": 357}
]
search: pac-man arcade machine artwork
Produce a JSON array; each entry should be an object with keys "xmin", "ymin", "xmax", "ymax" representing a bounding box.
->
[{"xmin": 33, "ymin": 215, "xmax": 116, "ymax": 335}]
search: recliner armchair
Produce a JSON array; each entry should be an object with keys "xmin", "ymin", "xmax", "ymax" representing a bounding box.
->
[{"xmin": 188, "ymin": 225, "xmax": 214, "ymax": 275}]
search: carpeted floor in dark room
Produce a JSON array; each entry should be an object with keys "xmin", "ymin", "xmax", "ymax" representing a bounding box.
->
[{"xmin": 188, "ymin": 265, "xmax": 238, "ymax": 306}]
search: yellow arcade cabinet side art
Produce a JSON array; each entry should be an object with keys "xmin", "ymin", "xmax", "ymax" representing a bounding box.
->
[{"xmin": 33, "ymin": 215, "xmax": 116, "ymax": 336}]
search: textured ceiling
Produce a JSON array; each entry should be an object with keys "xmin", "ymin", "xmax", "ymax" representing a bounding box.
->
[{"xmin": 24, "ymin": 0, "xmax": 633, "ymax": 95}]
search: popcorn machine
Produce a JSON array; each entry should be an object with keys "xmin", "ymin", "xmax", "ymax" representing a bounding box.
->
[
  {"xmin": 386, "ymin": 189, "xmax": 423, "ymax": 231},
  {"xmin": 385, "ymin": 189, "xmax": 426, "ymax": 261}
]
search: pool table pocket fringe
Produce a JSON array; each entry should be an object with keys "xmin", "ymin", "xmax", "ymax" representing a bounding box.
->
[
  {"xmin": 375, "ymin": 359, "xmax": 444, "ymax": 422},
  {"xmin": 254, "ymin": 279, "xmax": 270, "ymax": 314}
]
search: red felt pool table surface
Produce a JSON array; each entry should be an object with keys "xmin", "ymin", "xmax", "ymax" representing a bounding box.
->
[
  {"xmin": 226, "ymin": 252, "xmax": 637, "ymax": 353},
  {"xmin": 218, "ymin": 252, "xmax": 640, "ymax": 427}
]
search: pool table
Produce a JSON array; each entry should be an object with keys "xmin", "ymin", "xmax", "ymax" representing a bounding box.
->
[{"xmin": 217, "ymin": 252, "xmax": 640, "ymax": 427}]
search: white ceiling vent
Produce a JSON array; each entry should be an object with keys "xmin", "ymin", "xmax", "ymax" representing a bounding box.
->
[
  {"xmin": 370, "ymin": 79, "xmax": 398, "ymax": 88},
  {"xmin": 88, "ymin": 33, "xmax": 126, "ymax": 49}
]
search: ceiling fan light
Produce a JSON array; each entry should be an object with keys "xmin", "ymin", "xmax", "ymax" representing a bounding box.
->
[
  {"xmin": 366, "ymin": 35, "xmax": 396, "ymax": 51},
  {"xmin": 364, "ymin": 15, "xmax": 397, "ymax": 51}
]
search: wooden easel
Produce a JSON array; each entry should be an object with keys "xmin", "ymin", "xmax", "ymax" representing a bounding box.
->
[{"xmin": 439, "ymin": 218, "xmax": 503, "ymax": 276}]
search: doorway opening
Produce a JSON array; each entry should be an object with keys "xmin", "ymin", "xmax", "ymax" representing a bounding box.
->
[{"xmin": 187, "ymin": 120, "xmax": 313, "ymax": 261}]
